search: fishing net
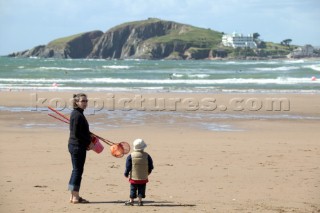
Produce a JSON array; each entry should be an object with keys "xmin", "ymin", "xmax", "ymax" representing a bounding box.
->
[
  {"xmin": 110, "ymin": 142, "xmax": 130, "ymax": 158},
  {"xmin": 119, "ymin": 142, "xmax": 130, "ymax": 154}
]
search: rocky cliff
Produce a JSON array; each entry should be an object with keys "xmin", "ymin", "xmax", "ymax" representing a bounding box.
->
[
  {"xmin": 8, "ymin": 18, "xmax": 223, "ymax": 60},
  {"xmin": 9, "ymin": 31, "xmax": 103, "ymax": 58}
]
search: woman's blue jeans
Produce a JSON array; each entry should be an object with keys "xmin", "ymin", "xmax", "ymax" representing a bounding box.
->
[{"xmin": 68, "ymin": 143, "xmax": 87, "ymax": 192}]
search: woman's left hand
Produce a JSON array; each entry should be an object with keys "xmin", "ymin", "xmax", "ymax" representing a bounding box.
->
[{"xmin": 87, "ymin": 142, "xmax": 94, "ymax": 150}]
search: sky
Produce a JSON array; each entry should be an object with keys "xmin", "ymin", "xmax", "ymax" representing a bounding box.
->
[{"xmin": 0, "ymin": 0, "xmax": 319, "ymax": 56}]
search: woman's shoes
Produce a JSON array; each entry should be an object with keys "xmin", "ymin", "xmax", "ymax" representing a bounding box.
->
[
  {"xmin": 138, "ymin": 201, "xmax": 143, "ymax": 206},
  {"xmin": 71, "ymin": 197, "xmax": 89, "ymax": 204}
]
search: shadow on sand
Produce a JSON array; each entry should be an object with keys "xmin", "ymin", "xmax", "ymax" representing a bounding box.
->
[{"xmin": 89, "ymin": 200, "xmax": 196, "ymax": 207}]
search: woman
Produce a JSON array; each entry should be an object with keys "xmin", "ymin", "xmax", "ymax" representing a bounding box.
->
[{"xmin": 68, "ymin": 93, "xmax": 92, "ymax": 203}]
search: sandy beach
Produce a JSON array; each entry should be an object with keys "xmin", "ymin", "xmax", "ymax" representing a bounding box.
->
[{"xmin": 0, "ymin": 91, "xmax": 319, "ymax": 212}]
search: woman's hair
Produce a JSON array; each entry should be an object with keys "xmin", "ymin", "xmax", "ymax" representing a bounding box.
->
[{"xmin": 72, "ymin": 93, "xmax": 87, "ymax": 109}]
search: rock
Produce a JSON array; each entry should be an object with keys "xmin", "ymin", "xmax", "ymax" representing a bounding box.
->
[{"xmin": 8, "ymin": 19, "xmax": 223, "ymax": 60}]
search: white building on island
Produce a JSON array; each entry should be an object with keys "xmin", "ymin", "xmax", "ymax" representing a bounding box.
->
[
  {"xmin": 222, "ymin": 32, "xmax": 257, "ymax": 48},
  {"xmin": 288, "ymin": 45, "xmax": 314, "ymax": 58}
]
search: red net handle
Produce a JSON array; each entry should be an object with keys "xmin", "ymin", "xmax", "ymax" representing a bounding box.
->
[
  {"xmin": 48, "ymin": 106, "xmax": 130, "ymax": 156},
  {"xmin": 48, "ymin": 106, "xmax": 114, "ymax": 146}
]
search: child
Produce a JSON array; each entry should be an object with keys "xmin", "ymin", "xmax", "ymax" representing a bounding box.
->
[{"xmin": 124, "ymin": 139, "xmax": 154, "ymax": 206}]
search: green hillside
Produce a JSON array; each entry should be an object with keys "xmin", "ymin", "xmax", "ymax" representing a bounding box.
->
[
  {"xmin": 111, "ymin": 18, "xmax": 222, "ymax": 48},
  {"xmin": 47, "ymin": 32, "xmax": 86, "ymax": 48},
  {"xmin": 150, "ymin": 26, "xmax": 223, "ymax": 47}
]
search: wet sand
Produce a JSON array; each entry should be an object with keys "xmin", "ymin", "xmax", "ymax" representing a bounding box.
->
[{"xmin": 0, "ymin": 91, "xmax": 319, "ymax": 212}]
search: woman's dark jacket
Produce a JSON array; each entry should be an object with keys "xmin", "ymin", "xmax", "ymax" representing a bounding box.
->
[{"xmin": 68, "ymin": 108, "xmax": 91, "ymax": 148}]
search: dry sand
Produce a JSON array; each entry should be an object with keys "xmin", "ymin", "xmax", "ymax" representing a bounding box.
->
[{"xmin": 0, "ymin": 91, "xmax": 319, "ymax": 213}]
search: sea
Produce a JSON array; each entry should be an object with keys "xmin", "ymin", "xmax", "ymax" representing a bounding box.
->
[
  {"xmin": 0, "ymin": 57, "xmax": 320, "ymax": 93},
  {"xmin": 1, "ymin": 57, "xmax": 320, "ymax": 131}
]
